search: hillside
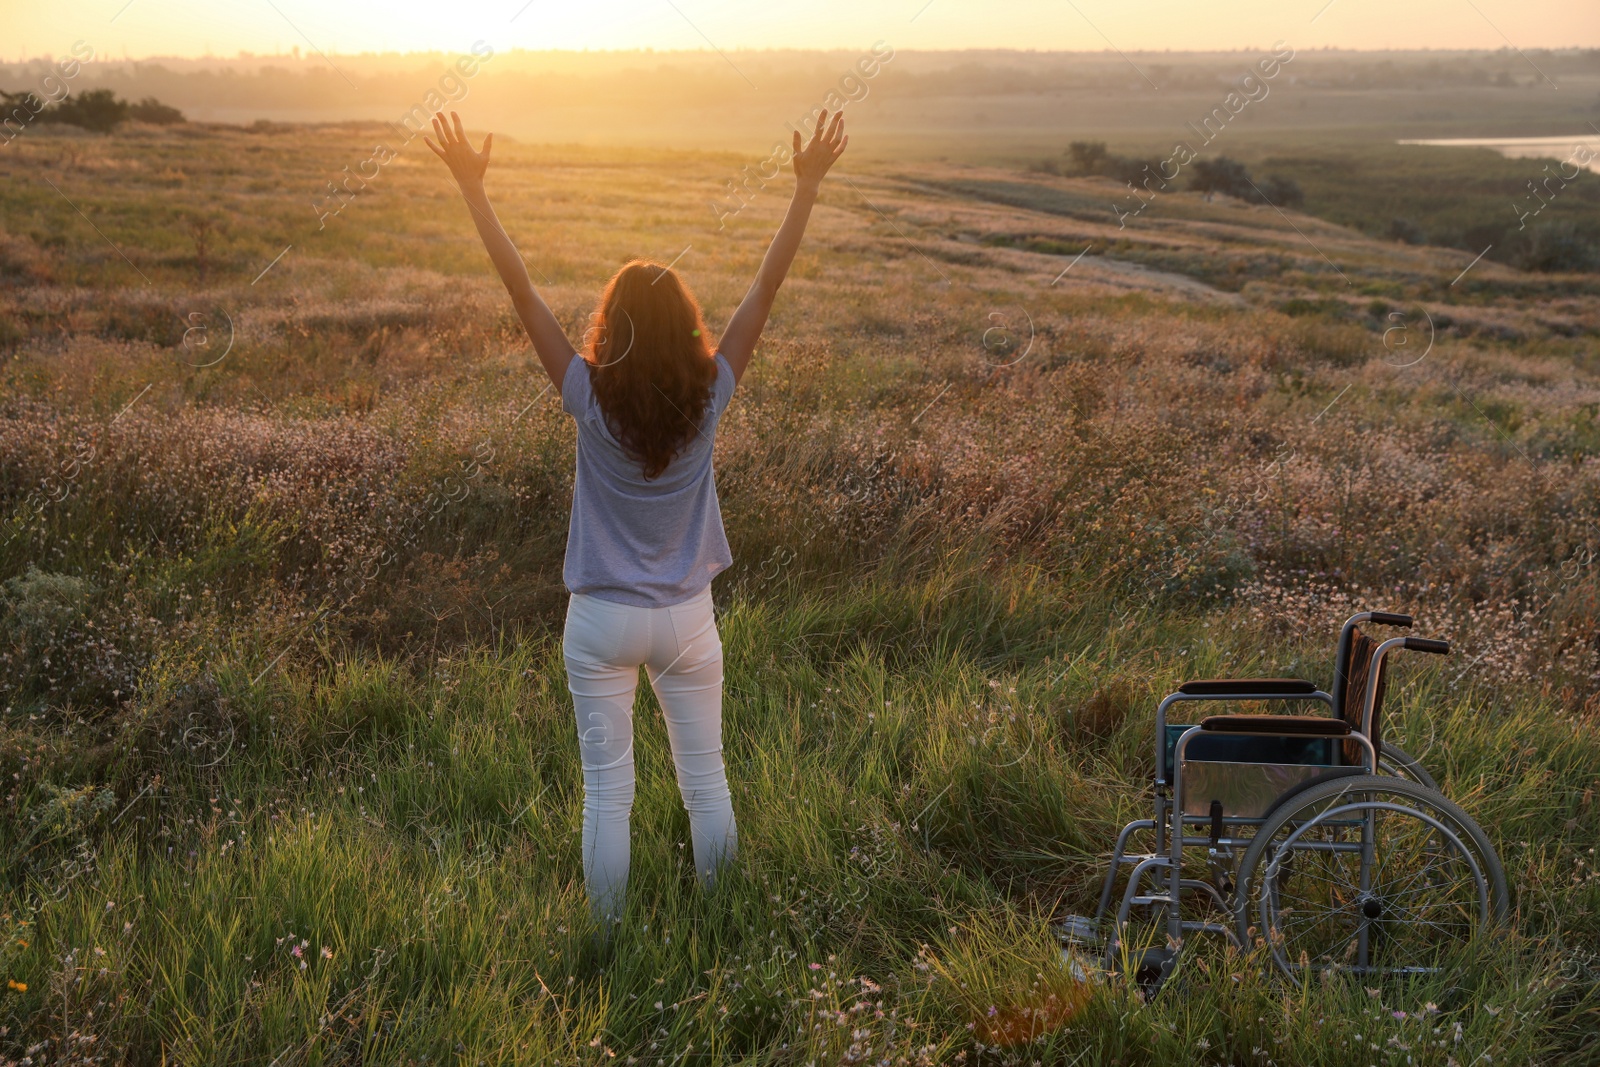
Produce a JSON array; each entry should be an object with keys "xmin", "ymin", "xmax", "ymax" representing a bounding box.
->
[{"xmin": 1, "ymin": 121, "xmax": 1598, "ymax": 1063}]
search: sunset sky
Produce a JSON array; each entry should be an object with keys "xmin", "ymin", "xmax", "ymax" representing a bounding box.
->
[{"xmin": 11, "ymin": 0, "xmax": 1600, "ymax": 60}]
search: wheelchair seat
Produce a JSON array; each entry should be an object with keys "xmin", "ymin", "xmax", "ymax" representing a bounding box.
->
[{"xmin": 1200, "ymin": 715, "xmax": 1349, "ymax": 736}]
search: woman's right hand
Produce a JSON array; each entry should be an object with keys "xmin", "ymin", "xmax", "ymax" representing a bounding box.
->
[
  {"xmin": 791, "ymin": 109, "xmax": 847, "ymax": 193},
  {"xmin": 425, "ymin": 111, "xmax": 493, "ymax": 188}
]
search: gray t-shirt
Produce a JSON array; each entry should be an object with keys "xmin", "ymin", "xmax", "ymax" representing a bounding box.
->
[{"xmin": 560, "ymin": 352, "xmax": 736, "ymax": 607}]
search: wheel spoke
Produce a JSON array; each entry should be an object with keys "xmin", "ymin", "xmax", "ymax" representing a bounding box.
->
[{"xmin": 1254, "ymin": 791, "xmax": 1497, "ymax": 974}]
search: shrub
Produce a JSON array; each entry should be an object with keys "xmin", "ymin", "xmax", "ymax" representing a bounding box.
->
[
  {"xmin": 1388, "ymin": 217, "xmax": 1427, "ymax": 245},
  {"xmin": 1256, "ymin": 174, "xmax": 1304, "ymax": 207},
  {"xmin": 1188, "ymin": 157, "xmax": 1303, "ymax": 206},
  {"xmin": 1057, "ymin": 141, "xmax": 1164, "ymax": 187},
  {"xmin": 1521, "ymin": 220, "xmax": 1599, "ymax": 273},
  {"xmin": 0, "ymin": 90, "xmax": 45, "ymax": 139},
  {"xmin": 128, "ymin": 97, "xmax": 184, "ymax": 125},
  {"xmin": 1065, "ymin": 140, "xmax": 1109, "ymax": 175},
  {"xmin": 43, "ymin": 88, "xmax": 128, "ymax": 133},
  {"xmin": 0, "ymin": 566, "xmax": 152, "ymax": 710},
  {"xmin": 1, "ymin": 567, "xmax": 95, "ymax": 706}
]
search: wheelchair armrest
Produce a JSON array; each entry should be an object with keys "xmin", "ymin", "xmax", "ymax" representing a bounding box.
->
[{"xmin": 1177, "ymin": 678, "xmax": 1318, "ymax": 697}]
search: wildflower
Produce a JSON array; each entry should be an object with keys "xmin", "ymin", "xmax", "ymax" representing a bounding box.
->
[
  {"xmin": 291, "ymin": 944, "xmax": 303, "ymax": 958},
  {"xmin": 321, "ymin": 945, "xmax": 333, "ymax": 960},
  {"xmin": 6, "ymin": 980, "xmax": 24, "ymax": 992}
]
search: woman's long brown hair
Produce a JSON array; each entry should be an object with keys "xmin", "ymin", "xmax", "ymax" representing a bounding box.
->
[{"xmin": 586, "ymin": 260, "xmax": 718, "ymax": 480}]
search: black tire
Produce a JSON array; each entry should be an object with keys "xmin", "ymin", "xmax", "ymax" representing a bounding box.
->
[
  {"xmin": 1379, "ymin": 743, "xmax": 1439, "ymax": 792},
  {"xmin": 1235, "ymin": 774, "xmax": 1509, "ymax": 976}
]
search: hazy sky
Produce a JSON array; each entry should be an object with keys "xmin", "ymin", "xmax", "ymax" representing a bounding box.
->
[{"xmin": 11, "ymin": 0, "xmax": 1600, "ymax": 59}]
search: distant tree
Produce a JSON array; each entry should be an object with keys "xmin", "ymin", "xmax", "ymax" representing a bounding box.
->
[
  {"xmin": 1103, "ymin": 155, "xmax": 1166, "ymax": 186},
  {"xmin": 1521, "ymin": 221, "xmax": 1598, "ymax": 273},
  {"xmin": 1387, "ymin": 218, "xmax": 1427, "ymax": 245},
  {"xmin": 128, "ymin": 97, "xmax": 185, "ymax": 125},
  {"xmin": 1461, "ymin": 223, "xmax": 1507, "ymax": 256},
  {"xmin": 1257, "ymin": 175, "xmax": 1305, "ymax": 208},
  {"xmin": 45, "ymin": 88, "xmax": 129, "ymax": 133},
  {"xmin": 181, "ymin": 211, "xmax": 226, "ymax": 284},
  {"xmin": 1189, "ymin": 158, "xmax": 1304, "ymax": 207},
  {"xmin": 1188, "ymin": 157, "xmax": 1255, "ymax": 200},
  {"xmin": 0, "ymin": 90, "xmax": 48, "ymax": 145},
  {"xmin": 1065, "ymin": 140, "xmax": 1109, "ymax": 175},
  {"xmin": 1, "ymin": 90, "xmax": 45, "ymax": 115}
]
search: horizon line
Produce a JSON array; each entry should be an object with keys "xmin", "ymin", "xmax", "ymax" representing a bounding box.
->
[{"xmin": 6, "ymin": 43, "xmax": 1600, "ymax": 64}]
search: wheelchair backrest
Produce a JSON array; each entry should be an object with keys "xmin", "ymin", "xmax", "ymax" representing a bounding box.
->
[{"xmin": 1336, "ymin": 625, "xmax": 1389, "ymax": 762}]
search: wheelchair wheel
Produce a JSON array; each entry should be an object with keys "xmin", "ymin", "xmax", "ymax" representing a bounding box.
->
[
  {"xmin": 1234, "ymin": 775, "xmax": 1508, "ymax": 977},
  {"xmin": 1378, "ymin": 743, "xmax": 1439, "ymax": 791}
]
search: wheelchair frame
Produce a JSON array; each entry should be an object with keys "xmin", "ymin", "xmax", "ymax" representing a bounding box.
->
[{"xmin": 1076, "ymin": 610, "xmax": 1500, "ymax": 990}]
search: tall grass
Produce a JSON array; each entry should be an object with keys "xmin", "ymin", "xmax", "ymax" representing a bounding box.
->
[{"xmin": 2, "ymin": 124, "xmax": 1598, "ymax": 1063}]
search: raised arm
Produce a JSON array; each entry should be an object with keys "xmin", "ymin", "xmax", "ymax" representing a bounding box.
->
[
  {"xmin": 425, "ymin": 111, "xmax": 575, "ymax": 390},
  {"xmin": 718, "ymin": 110, "xmax": 848, "ymax": 384}
]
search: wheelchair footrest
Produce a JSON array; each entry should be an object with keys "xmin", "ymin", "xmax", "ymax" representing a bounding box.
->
[{"xmin": 1054, "ymin": 915, "xmax": 1103, "ymax": 949}]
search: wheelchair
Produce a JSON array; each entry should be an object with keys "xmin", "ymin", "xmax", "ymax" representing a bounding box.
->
[{"xmin": 1059, "ymin": 611, "xmax": 1509, "ymax": 992}]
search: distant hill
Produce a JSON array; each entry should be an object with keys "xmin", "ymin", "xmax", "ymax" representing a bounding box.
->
[{"xmin": 1, "ymin": 47, "xmax": 1596, "ymax": 154}]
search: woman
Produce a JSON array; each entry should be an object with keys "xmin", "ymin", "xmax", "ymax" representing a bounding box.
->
[{"xmin": 426, "ymin": 109, "xmax": 847, "ymax": 928}]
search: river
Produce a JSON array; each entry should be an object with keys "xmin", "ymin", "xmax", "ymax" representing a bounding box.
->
[{"xmin": 1397, "ymin": 134, "xmax": 1600, "ymax": 173}]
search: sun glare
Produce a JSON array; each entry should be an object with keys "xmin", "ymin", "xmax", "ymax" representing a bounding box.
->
[{"xmin": 11, "ymin": 0, "xmax": 1600, "ymax": 60}]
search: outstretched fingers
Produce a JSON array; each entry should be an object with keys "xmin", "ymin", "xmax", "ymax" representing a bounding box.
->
[{"xmin": 799, "ymin": 110, "xmax": 846, "ymax": 160}]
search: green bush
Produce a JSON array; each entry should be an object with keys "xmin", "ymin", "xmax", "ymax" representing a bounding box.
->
[
  {"xmin": 44, "ymin": 88, "xmax": 129, "ymax": 133},
  {"xmin": 0, "ymin": 566, "xmax": 151, "ymax": 710},
  {"xmin": 128, "ymin": 96, "xmax": 184, "ymax": 125}
]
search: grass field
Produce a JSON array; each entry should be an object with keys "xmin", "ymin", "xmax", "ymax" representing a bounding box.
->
[{"xmin": 2, "ymin": 118, "xmax": 1600, "ymax": 1064}]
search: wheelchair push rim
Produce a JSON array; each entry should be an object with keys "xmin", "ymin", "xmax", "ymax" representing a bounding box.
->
[{"xmin": 1234, "ymin": 774, "xmax": 1508, "ymax": 978}]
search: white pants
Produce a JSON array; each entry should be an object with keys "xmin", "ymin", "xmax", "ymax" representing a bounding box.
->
[{"xmin": 562, "ymin": 586, "xmax": 738, "ymax": 923}]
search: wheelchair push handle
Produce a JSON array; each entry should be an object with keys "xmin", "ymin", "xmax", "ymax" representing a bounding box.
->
[
  {"xmin": 1369, "ymin": 611, "xmax": 1414, "ymax": 628},
  {"xmin": 1403, "ymin": 636, "xmax": 1450, "ymax": 655}
]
